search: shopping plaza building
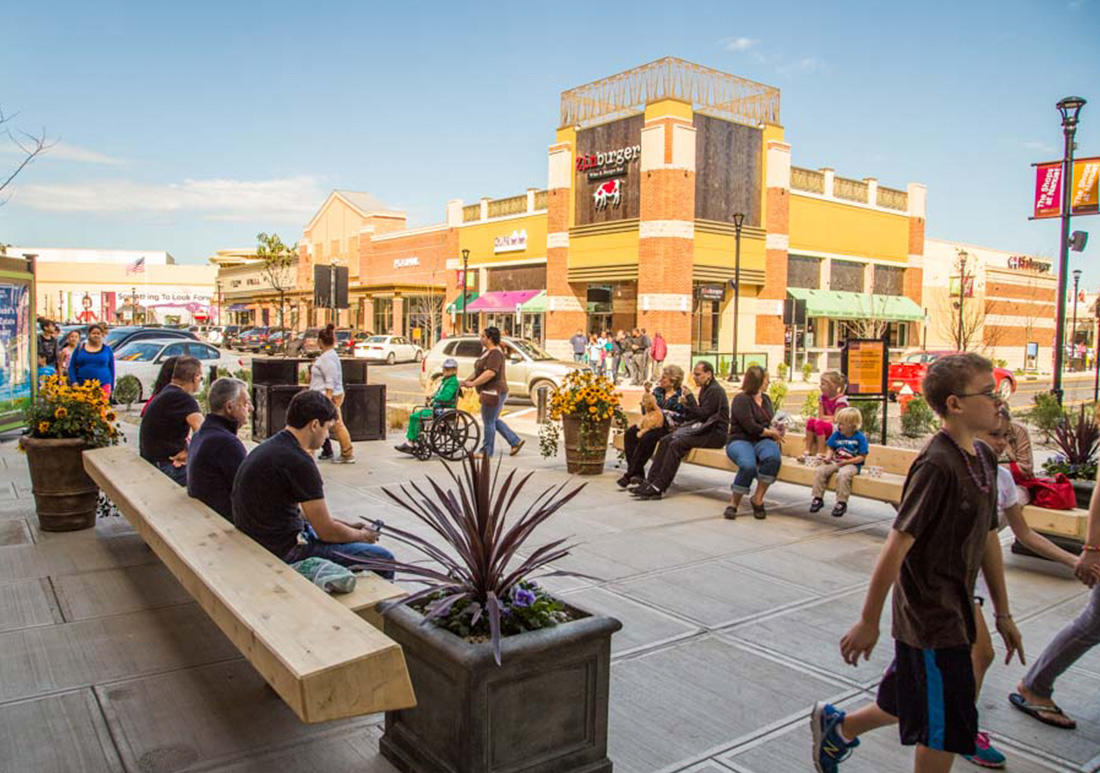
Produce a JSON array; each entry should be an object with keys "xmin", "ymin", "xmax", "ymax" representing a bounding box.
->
[{"xmin": 221, "ymin": 57, "xmax": 1074, "ymax": 374}]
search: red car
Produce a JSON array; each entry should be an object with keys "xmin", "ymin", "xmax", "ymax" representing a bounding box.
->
[{"xmin": 888, "ymin": 351, "xmax": 1016, "ymax": 401}]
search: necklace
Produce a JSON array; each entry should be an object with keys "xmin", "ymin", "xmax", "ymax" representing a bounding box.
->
[{"xmin": 941, "ymin": 431, "xmax": 992, "ymax": 493}]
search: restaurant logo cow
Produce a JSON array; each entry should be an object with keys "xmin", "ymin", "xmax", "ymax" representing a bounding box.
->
[{"xmin": 593, "ymin": 179, "xmax": 622, "ymax": 211}]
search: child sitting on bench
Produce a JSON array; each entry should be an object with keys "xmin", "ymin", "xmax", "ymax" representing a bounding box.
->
[
  {"xmin": 395, "ymin": 358, "xmax": 460, "ymax": 455},
  {"xmin": 809, "ymin": 406, "xmax": 869, "ymax": 518}
]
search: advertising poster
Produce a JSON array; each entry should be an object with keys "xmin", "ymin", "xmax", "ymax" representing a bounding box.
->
[
  {"xmin": 0, "ymin": 282, "xmax": 32, "ymax": 432},
  {"xmin": 843, "ymin": 339, "xmax": 887, "ymax": 396},
  {"xmin": 1032, "ymin": 157, "xmax": 1100, "ymax": 219}
]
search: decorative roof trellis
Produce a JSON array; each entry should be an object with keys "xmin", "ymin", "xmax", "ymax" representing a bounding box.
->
[{"xmin": 560, "ymin": 57, "xmax": 780, "ymax": 130}]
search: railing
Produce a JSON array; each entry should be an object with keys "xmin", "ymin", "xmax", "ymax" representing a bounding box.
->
[
  {"xmin": 560, "ymin": 56, "xmax": 780, "ymax": 129},
  {"xmin": 876, "ymin": 186, "xmax": 908, "ymax": 211},
  {"xmin": 462, "ymin": 204, "xmax": 481, "ymax": 223},
  {"xmin": 533, "ymin": 190, "xmax": 548, "ymax": 211},
  {"xmin": 790, "ymin": 167, "xmax": 825, "ymax": 194},
  {"xmin": 487, "ymin": 195, "xmax": 527, "ymax": 218},
  {"xmin": 833, "ymin": 176, "xmax": 869, "ymax": 203}
]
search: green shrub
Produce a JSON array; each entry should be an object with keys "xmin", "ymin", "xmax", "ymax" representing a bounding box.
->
[
  {"xmin": 994, "ymin": 358, "xmax": 1008, "ymax": 368},
  {"xmin": 851, "ymin": 399, "xmax": 881, "ymax": 436},
  {"xmin": 801, "ymin": 389, "xmax": 820, "ymax": 419},
  {"xmin": 1026, "ymin": 391, "xmax": 1067, "ymax": 443},
  {"xmin": 767, "ymin": 379, "xmax": 789, "ymax": 413},
  {"xmin": 900, "ymin": 396, "xmax": 938, "ymax": 438},
  {"xmin": 776, "ymin": 362, "xmax": 788, "ymax": 382},
  {"xmin": 113, "ymin": 375, "xmax": 141, "ymax": 409},
  {"xmin": 801, "ymin": 361, "xmax": 814, "ymax": 383}
]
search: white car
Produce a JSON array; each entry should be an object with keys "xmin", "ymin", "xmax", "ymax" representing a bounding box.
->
[
  {"xmin": 204, "ymin": 326, "xmax": 224, "ymax": 346},
  {"xmin": 114, "ymin": 338, "xmax": 246, "ymax": 402},
  {"xmin": 353, "ymin": 335, "xmax": 423, "ymax": 365}
]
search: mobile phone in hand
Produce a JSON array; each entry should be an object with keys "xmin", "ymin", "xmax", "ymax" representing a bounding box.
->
[{"xmin": 364, "ymin": 518, "xmax": 384, "ymax": 533}]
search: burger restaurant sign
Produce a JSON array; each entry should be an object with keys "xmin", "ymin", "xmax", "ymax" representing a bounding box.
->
[{"xmin": 576, "ymin": 143, "xmax": 642, "ymax": 182}]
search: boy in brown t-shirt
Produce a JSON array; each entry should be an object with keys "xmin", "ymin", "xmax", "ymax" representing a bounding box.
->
[{"xmin": 810, "ymin": 353, "xmax": 1025, "ymax": 773}]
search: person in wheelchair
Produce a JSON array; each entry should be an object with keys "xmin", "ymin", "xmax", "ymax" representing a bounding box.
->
[{"xmin": 395, "ymin": 358, "xmax": 460, "ymax": 455}]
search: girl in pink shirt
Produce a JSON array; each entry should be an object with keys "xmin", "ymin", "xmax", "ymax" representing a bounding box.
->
[{"xmin": 803, "ymin": 371, "xmax": 849, "ymax": 458}]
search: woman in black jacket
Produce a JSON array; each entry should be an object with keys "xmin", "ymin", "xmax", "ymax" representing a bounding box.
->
[
  {"xmin": 617, "ymin": 364, "xmax": 687, "ymax": 488},
  {"xmin": 632, "ymin": 361, "xmax": 729, "ymax": 501},
  {"xmin": 724, "ymin": 365, "xmax": 783, "ymax": 520}
]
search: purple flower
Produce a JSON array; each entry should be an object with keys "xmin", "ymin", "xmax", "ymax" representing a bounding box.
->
[{"xmin": 513, "ymin": 588, "xmax": 536, "ymax": 608}]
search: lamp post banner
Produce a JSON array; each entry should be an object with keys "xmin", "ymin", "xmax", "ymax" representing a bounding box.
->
[{"xmin": 1032, "ymin": 156, "xmax": 1100, "ymax": 219}]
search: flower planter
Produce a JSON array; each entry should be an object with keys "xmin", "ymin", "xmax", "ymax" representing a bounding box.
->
[
  {"xmin": 562, "ymin": 417, "xmax": 611, "ymax": 476},
  {"xmin": 1072, "ymin": 478, "xmax": 1095, "ymax": 510},
  {"xmin": 380, "ymin": 600, "xmax": 621, "ymax": 773},
  {"xmin": 19, "ymin": 436, "xmax": 99, "ymax": 531}
]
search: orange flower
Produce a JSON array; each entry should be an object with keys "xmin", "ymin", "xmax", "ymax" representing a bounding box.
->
[
  {"xmin": 54, "ymin": 407, "xmax": 68, "ymax": 419},
  {"xmin": 37, "ymin": 421, "xmax": 49, "ymax": 434}
]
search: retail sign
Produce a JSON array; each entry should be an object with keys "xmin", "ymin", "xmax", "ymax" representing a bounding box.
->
[
  {"xmin": 696, "ymin": 285, "xmax": 725, "ymax": 301},
  {"xmin": 576, "ymin": 144, "xmax": 641, "ymax": 182},
  {"xmin": 394, "ymin": 257, "xmax": 420, "ymax": 269},
  {"xmin": 842, "ymin": 339, "xmax": 888, "ymax": 398},
  {"xmin": 593, "ymin": 179, "xmax": 622, "ymax": 210},
  {"xmin": 493, "ymin": 229, "xmax": 527, "ymax": 254},
  {"xmin": 1007, "ymin": 255, "xmax": 1052, "ymax": 273},
  {"xmin": 1031, "ymin": 156, "xmax": 1100, "ymax": 219}
]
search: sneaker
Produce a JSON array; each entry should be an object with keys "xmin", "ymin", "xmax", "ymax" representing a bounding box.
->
[
  {"xmin": 333, "ymin": 456, "xmax": 357, "ymax": 464},
  {"xmin": 811, "ymin": 702, "xmax": 859, "ymax": 773},
  {"xmin": 632, "ymin": 484, "xmax": 662, "ymax": 500},
  {"xmin": 963, "ymin": 732, "xmax": 1006, "ymax": 769},
  {"xmin": 616, "ymin": 474, "xmax": 633, "ymax": 489},
  {"xmin": 809, "ymin": 497, "xmax": 825, "ymax": 513},
  {"xmin": 831, "ymin": 502, "xmax": 848, "ymax": 518},
  {"xmin": 318, "ymin": 453, "xmax": 334, "ymax": 462},
  {"xmin": 394, "ymin": 443, "xmax": 416, "ymax": 455}
]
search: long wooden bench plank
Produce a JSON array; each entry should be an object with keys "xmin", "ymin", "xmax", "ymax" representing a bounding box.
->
[
  {"xmin": 611, "ymin": 433, "xmax": 1087, "ymax": 540},
  {"xmin": 84, "ymin": 446, "xmax": 416, "ymax": 723}
]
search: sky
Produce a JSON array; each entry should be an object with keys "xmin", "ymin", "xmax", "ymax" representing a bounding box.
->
[{"xmin": 2, "ymin": 0, "xmax": 1099, "ymax": 281}]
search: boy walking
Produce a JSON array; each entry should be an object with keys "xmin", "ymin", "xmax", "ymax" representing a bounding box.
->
[
  {"xmin": 809, "ymin": 406, "xmax": 868, "ymax": 518},
  {"xmin": 811, "ymin": 353, "xmax": 1024, "ymax": 773}
]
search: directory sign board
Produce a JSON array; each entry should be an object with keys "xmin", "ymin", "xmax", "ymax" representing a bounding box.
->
[{"xmin": 842, "ymin": 339, "xmax": 888, "ymax": 398}]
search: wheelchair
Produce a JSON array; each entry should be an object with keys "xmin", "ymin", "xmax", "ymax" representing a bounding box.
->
[{"xmin": 411, "ymin": 408, "xmax": 481, "ymax": 461}]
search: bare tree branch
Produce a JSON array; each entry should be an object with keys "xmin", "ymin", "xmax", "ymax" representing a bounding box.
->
[
  {"xmin": 256, "ymin": 232, "xmax": 296, "ymax": 348},
  {"xmin": 0, "ymin": 105, "xmax": 56, "ymax": 203}
]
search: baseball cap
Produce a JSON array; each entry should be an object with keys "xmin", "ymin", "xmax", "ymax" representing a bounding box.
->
[{"xmin": 442, "ymin": 358, "xmax": 458, "ymax": 369}]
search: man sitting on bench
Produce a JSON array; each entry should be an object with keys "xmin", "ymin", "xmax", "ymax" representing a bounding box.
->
[
  {"xmin": 187, "ymin": 377, "xmax": 251, "ymax": 521},
  {"xmin": 139, "ymin": 355, "xmax": 204, "ymax": 486},
  {"xmin": 232, "ymin": 390, "xmax": 395, "ymax": 579}
]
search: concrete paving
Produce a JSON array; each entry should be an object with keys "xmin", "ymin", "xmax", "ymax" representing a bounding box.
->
[{"xmin": 0, "ymin": 423, "xmax": 1096, "ymax": 773}]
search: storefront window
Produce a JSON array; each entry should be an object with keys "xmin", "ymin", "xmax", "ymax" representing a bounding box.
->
[
  {"xmin": 373, "ymin": 297, "xmax": 393, "ymax": 335},
  {"xmin": 787, "ymin": 255, "xmax": 822, "ymax": 289},
  {"xmin": 874, "ymin": 266, "xmax": 904, "ymax": 296},
  {"xmin": 483, "ymin": 313, "xmax": 516, "ymax": 337},
  {"xmin": 830, "ymin": 260, "xmax": 864, "ymax": 293},
  {"xmin": 404, "ymin": 293, "xmax": 443, "ymax": 348},
  {"xmin": 587, "ymin": 285, "xmax": 613, "ymax": 334},
  {"xmin": 692, "ymin": 299, "xmax": 721, "ymax": 352},
  {"xmin": 518, "ymin": 313, "xmax": 543, "ymax": 344}
]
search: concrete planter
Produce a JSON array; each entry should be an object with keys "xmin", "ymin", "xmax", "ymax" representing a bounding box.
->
[
  {"xmin": 1072, "ymin": 478, "xmax": 1095, "ymax": 510},
  {"xmin": 380, "ymin": 600, "xmax": 621, "ymax": 773}
]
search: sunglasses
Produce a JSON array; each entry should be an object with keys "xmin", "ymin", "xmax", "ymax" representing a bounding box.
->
[{"xmin": 953, "ymin": 387, "xmax": 1001, "ymax": 402}]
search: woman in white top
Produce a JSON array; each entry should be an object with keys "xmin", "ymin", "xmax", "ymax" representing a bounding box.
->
[{"xmin": 309, "ymin": 324, "xmax": 355, "ymax": 463}]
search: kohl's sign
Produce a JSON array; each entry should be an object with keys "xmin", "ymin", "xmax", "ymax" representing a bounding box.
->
[{"xmin": 493, "ymin": 229, "xmax": 527, "ymax": 254}]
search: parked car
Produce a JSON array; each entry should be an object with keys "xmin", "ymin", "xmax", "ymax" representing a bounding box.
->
[
  {"xmin": 285, "ymin": 328, "xmax": 320, "ymax": 358},
  {"xmin": 114, "ymin": 338, "xmax": 245, "ymax": 402},
  {"xmin": 419, "ymin": 335, "xmax": 583, "ymax": 399},
  {"xmin": 258, "ymin": 329, "xmax": 294, "ymax": 355},
  {"xmin": 240, "ymin": 326, "xmax": 288, "ymax": 353},
  {"xmin": 105, "ymin": 326, "xmax": 197, "ymax": 352},
  {"xmin": 888, "ymin": 350, "xmax": 1016, "ymax": 401},
  {"xmin": 204, "ymin": 326, "xmax": 225, "ymax": 346},
  {"xmin": 353, "ymin": 335, "xmax": 423, "ymax": 364},
  {"xmin": 222, "ymin": 325, "xmax": 246, "ymax": 349}
]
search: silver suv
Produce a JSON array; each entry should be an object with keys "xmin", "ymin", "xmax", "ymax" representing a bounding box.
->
[{"xmin": 419, "ymin": 336, "xmax": 583, "ymax": 399}]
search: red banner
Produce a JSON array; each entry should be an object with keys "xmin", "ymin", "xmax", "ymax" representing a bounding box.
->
[
  {"xmin": 1032, "ymin": 156, "xmax": 1100, "ymax": 219},
  {"xmin": 1033, "ymin": 162, "xmax": 1062, "ymax": 218}
]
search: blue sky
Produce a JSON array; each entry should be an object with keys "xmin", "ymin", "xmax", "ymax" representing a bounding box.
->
[{"xmin": 3, "ymin": 0, "xmax": 1098, "ymax": 281}]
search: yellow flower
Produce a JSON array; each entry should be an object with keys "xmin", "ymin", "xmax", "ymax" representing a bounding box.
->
[
  {"xmin": 105, "ymin": 411, "xmax": 116, "ymax": 422},
  {"xmin": 37, "ymin": 421, "xmax": 50, "ymax": 434},
  {"xmin": 54, "ymin": 407, "xmax": 68, "ymax": 419},
  {"xmin": 588, "ymin": 406, "xmax": 597, "ymax": 414}
]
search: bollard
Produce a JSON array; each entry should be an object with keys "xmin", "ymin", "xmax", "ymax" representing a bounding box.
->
[{"xmin": 536, "ymin": 385, "xmax": 550, "ymax": 424}]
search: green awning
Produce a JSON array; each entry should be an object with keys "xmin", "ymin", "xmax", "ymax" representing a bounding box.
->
[
  {"xmin": 446, "ymin": 292, "xmax": 479, "ymax": 314},
  {"xmin": 786, "ymin": 288, "xmax": 924, "ymax": 322},
  {"xmin": 518, "ymin": 290, "xmax": 546, "ymax": 313}
]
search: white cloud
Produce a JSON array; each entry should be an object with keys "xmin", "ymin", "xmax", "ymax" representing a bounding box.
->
[
  {"xmin": 0, "ymin": 139, "xmax": 125, "ymax": 165},
  {"xmin": 12, "ymin": 175, "xmax": 335, "ymax": 222},
  {"xmin": 778, "ymin": 57, "xmax": 826, "ymax": 76},
  {"xmin": 721, "ymin": 36, "xmax": 758, "ymax": 52}
]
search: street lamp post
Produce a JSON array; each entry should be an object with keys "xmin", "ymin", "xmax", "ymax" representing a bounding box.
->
[
  {"xmin": 1052, "ymin": 96, "xmax": 1086, "ymax": 404},
  {"xmin": 728, "ymin": 212, "xmax": 746, "ymax": 381},
  {"xmin": 956, "ymin": 250, "xmax": 967, "ymax": 349},
  {"xmin": 461, "ymin": 248, "xmax": 470, "ymax": 334}
]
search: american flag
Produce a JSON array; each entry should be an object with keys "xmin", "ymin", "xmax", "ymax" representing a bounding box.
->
[{"xmin": 126, "ymin": 256, "xmax": 146, "ymax": 275}]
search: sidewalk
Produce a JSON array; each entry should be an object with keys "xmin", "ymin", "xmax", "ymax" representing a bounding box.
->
[{"xmin": 0, "ymin": 427, "xmax": 1096, "ymax": 772}]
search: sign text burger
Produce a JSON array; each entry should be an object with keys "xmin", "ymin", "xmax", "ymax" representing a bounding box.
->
[{"xmin": 576, "ymin": 144, "xmax": 642, "ymax": 181}]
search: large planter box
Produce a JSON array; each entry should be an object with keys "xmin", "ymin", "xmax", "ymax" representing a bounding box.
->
[
  {"xmin": 19, "ymin": 436, "xmax": 98, "ymax": 531},
  {"xmin": 1072, "ymin": 478, "xmax": 1095, "ymax": 510},
  {"xmin": 380, "ymin": 600, "xmax": 621, "ymax": 773}
]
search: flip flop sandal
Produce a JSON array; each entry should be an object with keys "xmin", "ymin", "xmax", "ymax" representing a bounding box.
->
[
  {"xmin": 723, "ymin": 505, "xmax": 738, "ymax": 520},
  {"xmin": 1009, "ymin": 693, "xmax": 1077, "ymax": 729},
  {"xmin": 751, "ymin": 501, "xmax": 766, "ymax": 519}
]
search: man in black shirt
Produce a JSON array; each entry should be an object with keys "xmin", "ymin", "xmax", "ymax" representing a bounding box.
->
[
  {"xmin": 187, "ymin": 377, "xmax": 251, "ymax": 520},
  {"xmin": 633, "ymin": 361, "xmax": 730, "ymax": 500},
  {"xmin": 139, "ymin": 355, "xmax": 203, "ymax": 485},
  {"xmin": 232, "ymin": 390, "xmax": 394, "ymax": 578}
]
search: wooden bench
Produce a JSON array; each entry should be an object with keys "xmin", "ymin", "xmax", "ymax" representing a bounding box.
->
[
  {"xmin": 612, "ymin": 433, "xmax": 1088, "ymax": 542},
  {"xmin": 83, "ymin": 446, "xmax": 416, "ymax": 723}
]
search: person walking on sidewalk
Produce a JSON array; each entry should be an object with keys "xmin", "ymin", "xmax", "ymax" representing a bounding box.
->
[
  {"xmin": 570, "ymin": 330, "xmax": 587, "ymax": 363},
  {"xmin": 37, "ymin": 321, "xmax": 59, "ymax": 370},
  {"xmin": 630, "ymin": 328, "xmax": 648, "ymax": 385},
  {"xmin": 68, "ymin": 323, "xmax": 114, "ymax": 397},
  {"xmin": 631, "ymin": 361, "xmax": 728, "ymax": 500},
  {"xmin": 463, "ymin": 326, "xmax": 524, "ymax": 458},
  {"xmin": 611, "ymin": 330, "xmax": 627, "ymax": 384},
  {"xmin": 310, "ymin": 324, "xmax": 355, "ymax": 464},
  {"xmin": 811, "ymin": 353, "xmax": 1024, "ymax": 773}
]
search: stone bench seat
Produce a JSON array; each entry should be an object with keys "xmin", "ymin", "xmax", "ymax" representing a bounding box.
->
[
  {"xmin": 83, "ymin": 446, "xmax": 416, "ymax": 723},
  {"xmin": 612, "ymin": 433, "xmax": 1087, "ymax": 542}
]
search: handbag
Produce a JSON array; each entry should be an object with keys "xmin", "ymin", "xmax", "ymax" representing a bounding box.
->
[
  {"xmin": 668, "ymin": 415, "xmax": 718, "ymax": 441},
  {"xmin": 1020, "ymin": 472, "xmax": 1077, "ymax": 510},
  {"xmin": 479, "ymin": 388, "xmax": 500, "ymax": 407}
]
